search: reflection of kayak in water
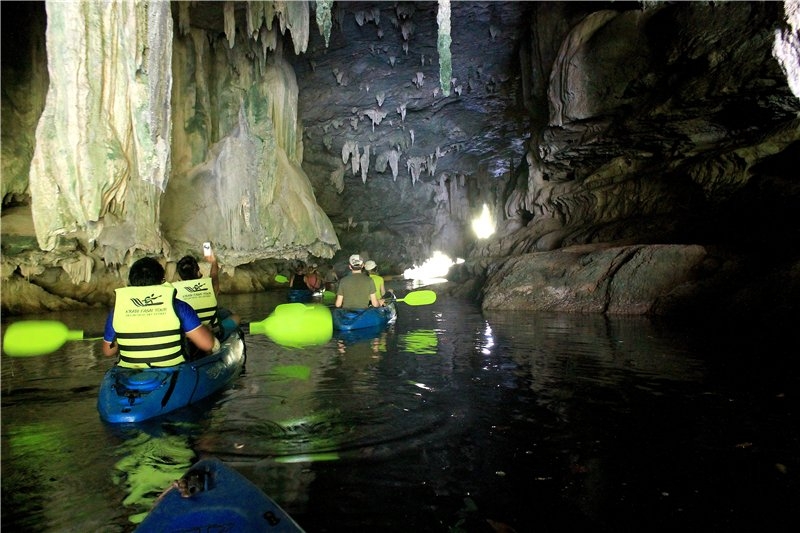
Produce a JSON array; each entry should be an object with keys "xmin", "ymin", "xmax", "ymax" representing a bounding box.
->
[
  {"xmin": 97, "ymin": 332, "xmax": 246, "ymax": 424},
  {"xmin": 332, "ymin": 301, "xmax": 397, "ymax": 331},
  {"xmin": 135, "ymin": 457, "xmax": 304, "ymax": 532},
  {"xmin": 335, "ymin": 324, "xmax": 387, "ymax": 345}
]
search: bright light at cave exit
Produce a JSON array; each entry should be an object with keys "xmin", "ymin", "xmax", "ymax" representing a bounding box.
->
[
  {"xmin": 404, "ymin": 251, "xmax": 463, "ymax": 285},
  {"xmin": 472, "ymin": 204, "xmax": 495, "ymax": 239}
]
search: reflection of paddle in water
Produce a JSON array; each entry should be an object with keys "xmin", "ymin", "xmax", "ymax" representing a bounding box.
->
[
  {"xmin": 112, "ymin": 430, "xmax": 195, "ymax": 525},
  {"xmin": 399, "ymin": 329, "xmax": 438, "ymax": 355}
]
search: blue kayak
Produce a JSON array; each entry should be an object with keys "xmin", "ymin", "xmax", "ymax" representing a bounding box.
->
[
  {"xmin": 135, "ymin": 457, "xmax": 304, "ymax": 532},
  {"xmin": 287, "ymin": 288, "xmax": 313, "ymax": 302},
  {"xmin": 332, "ymin": 301, "xmax": 396, "ymax": 331},
  {"xmin": 97, "ymin": 333, "xmax": 246, "ymax": 424}
]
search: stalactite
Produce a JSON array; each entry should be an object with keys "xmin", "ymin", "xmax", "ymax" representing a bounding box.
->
[
  {"xmin": 407, "ymin": 156, "xmax": 426, "ymax": 185},
  {"xmin": 260, "ymin": 26, "xmax": 276, "ymax": 57},
  {"xmin": 27, "ymin": 1, "xmax": 174, "ymax": 256},
  {"xmin": 363, "ymin": 109, "xmax": 387, "ymax": 131},
  {"xmin": 437, "ymin": 0, "xmax": 452, "ymax": 97},
  {"xmin": 61, "ymin": 253, "xmax": 94, "ymax": 284},
  {"xmin": 316, "ymin": 0, "xmax": 333, "ymax": 48},
  {"xmin": 224, "ymin": 2, "xmax": 236, "ymax": 49},
  {"xmin": 388, "ymin": 149, "xmax": 401, "ymax": 181},
  {"xmin": 247, "ymin": 1, "xmax": 265, "ymax": 39},
  {"xmin": 284, "ymin": 0, "xmax": 309, "ymax": 55},
  {"xmin": 178, "ymin": 2, "xmax": 191, "ymax": 36},
  {"xmin": 351, "ymin": 143, "xmax": 361, "ymax": 175},
  {"xmin": 360, "ymin": 144, "xmax": 370, "ymax": 183},
  {"xmin": 341, "ymin": 139, "xmax": 358, "ymax": 166}
]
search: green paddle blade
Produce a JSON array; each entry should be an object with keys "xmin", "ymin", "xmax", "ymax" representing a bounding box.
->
[
  {"xmin": 396, "ymin": 289, "xmax": 437, "ymax": 306},
  {"xmin": 275, "ymin": 274, "xmax": 289, "ymax": 284},
  {"xmin": 251, "ymin": 303, "xmax": 332, "ymax": 347},
  {"xmin": 2, "ymin": 320, "xmax": 90, "ymax": 357}
]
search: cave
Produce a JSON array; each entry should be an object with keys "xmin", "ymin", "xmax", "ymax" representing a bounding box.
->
[{"xmin": 1, "ymin": 1, "xmax": 798, "ymax": 324}]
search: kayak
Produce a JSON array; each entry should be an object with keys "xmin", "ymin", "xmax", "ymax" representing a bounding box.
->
[
  {"xmin": 332, "ymin": 301, "xmax": 396, "ymax": 331},
  {"xmin": 135, "ymin": 457, "xmax": 304, "ymax": 532},
  {"xmin": 287, "ymin": 288, "xmax": 313, "ymax": 303},
  {"xmin": 97, "ymin": 332, "xmax": 246, "ymax": 424}
]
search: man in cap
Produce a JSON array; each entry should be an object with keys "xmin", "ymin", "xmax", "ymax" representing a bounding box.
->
[{"xmin": 335, "ymin": 254, "xmax": 380, "ymax": 309}]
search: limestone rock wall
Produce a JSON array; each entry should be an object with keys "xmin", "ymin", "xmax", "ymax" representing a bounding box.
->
[
  {"xmin": 162, "ymin": 23, "xmax": 339, "ymax": 266},
  {"xmin": 29, "ymin": 1, "xmax": 173, "ymax": 258},
  {"xmin": 493, "ymin": 1, "xmax": 800, "ymax": 256},
  {"xmin": 1, "ymin": 1, "xmax": 338, "ymax": 314},
  {"xmin": 0, "ymin": 2, "xmax": 47, "ymax": 204}
]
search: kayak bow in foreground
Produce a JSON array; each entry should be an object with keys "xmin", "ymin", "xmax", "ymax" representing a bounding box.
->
[{"xmin": 136, "ymin": 457, "xmax": 304, "ymax": 532}]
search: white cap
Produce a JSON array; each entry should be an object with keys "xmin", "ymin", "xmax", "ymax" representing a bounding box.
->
[
  {"xmin": 364, "ymin": 260, "xmax": 377, "ymax": 271},
  {"xmin": 349, "ymin": 254, "xmax": 363, "ymax": 267}
]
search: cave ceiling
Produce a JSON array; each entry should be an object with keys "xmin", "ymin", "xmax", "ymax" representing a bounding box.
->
[
  {"xmin": 182, "ymin": 0, "xmax": 799, "ymax": 269},
  {"xmin": 188, "ymin": 1, "xmax": 531, "ymax": 179},
  {"xmin": 179, "ymin": 0, "xmax": 537, "ymax": 267}
]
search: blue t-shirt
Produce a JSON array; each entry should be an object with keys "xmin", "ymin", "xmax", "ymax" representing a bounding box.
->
[{"xmin": 103, "ymin": 299, "xmax": 203, "ymax": 343}]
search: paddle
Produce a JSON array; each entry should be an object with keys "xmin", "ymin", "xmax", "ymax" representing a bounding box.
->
[
  {"xmin": 248, "ymin": 302, "xmax": 332, "ymax": 348},
  {"xmin": 390, "ymin": 289, "xmax": 437, "ymax": 306},
  {"xmin": 3, "ymin": 302, "xmax": 334, "ymax": 357},
  {"xmin": 275, "ymin": 274, "xmax": 289, "ymax": 284},
  {"xmin": 2, "ymin": 320, "xmax": 103, "ymax": 357}
]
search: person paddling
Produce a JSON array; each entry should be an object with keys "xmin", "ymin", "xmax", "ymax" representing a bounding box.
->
[
  {"xmin": 101, "ymin": 257, "xmax": 217, "ymax": 367},
  {"xmin": 335, "ymin": 254, "xmax": 380, "ymax": 310}
]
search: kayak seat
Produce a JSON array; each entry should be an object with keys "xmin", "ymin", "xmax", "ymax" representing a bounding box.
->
[{"xmin": 115, "ymin": 370, "xmax": 170, "ymax": 392}]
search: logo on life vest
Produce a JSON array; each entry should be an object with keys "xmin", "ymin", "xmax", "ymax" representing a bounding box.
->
[
  {"xmin": 182, "ymin": 282, "xmax": 209, "ymax": 293},
  {"xmin": 130, "ymin": 293, "xmax": 164, "ymax": 307}
]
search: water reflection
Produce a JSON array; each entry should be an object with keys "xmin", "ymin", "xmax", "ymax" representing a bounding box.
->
[
  {"xmin": 2, "ymin": 290, "xmax": 798, "ymax": 532},
  {"xmin": 398, "ymin": 329, "xmax": 438, "ymax": 355},
  {"xmin": 110, "ymin": 425, "xmax": 196, "ymax": 524}
]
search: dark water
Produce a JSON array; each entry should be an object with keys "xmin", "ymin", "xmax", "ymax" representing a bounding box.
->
[{"xmin": 2, "ymin": 283, "xmax": 798, "ymax": 532}]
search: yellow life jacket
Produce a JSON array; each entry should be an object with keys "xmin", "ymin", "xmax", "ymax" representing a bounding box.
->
[
  {"xmin": 172, "ymin": 278, "xmax": 218, "ymax": 328},
  {"xmin": 369, "ymin": 273, "xmax": 384, "ymax": 295},
  {"xmin": 113, "ymin": 283, "xmax": 185, "ymax": 368}
]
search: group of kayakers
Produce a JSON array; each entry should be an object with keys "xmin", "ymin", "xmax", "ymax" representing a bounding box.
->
[
  {"xmin": 101, "ymin": 247, "xmax": 241, "ymax": 369},
  {"xmin": 101, "ymin": 248, "xmax": 395, "ymax": 370}
]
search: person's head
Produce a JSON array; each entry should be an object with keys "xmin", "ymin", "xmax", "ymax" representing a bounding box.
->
[
  {"xmin": 349, "ymin": 254, "xmax": 364, "ymax": 271},
  {"xmin": 129, "ymin": 257, "xmax": 166, "ymax": 286},
  {"xmin": 364, "ymin": 260, "xmax": 377, "ymax": 272},
  {"xmin": 177, "ymin": 255, "xmax": 201, "ymax": 280},
  {"xmin": 295, "ymin": 262, "xmax": 307, "ymax": 274}
]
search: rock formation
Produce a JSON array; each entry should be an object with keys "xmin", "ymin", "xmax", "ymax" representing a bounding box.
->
[{"xmin": 1, "ymin": 1, "xmax": 798, "ymax": 321}]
